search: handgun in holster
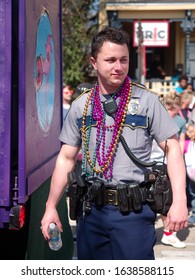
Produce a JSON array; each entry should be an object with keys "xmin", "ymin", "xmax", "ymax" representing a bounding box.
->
[
  {"xmin": 68, "ymin": 171, "xmax": 87, "ymax": 220},
  {"xmin": 143, "ymin": 168, "xmax": 172, "ymax": 215}
]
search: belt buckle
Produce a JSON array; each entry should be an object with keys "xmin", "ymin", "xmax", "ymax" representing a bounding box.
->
[{"xmin": 107, "ymin": 189, "xmax": 118, "ymax": 206}]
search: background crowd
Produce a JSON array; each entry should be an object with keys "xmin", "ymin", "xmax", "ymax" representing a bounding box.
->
[{"xmin": 156, "ymin": 73, "xmax": 195, "ymax": 230}]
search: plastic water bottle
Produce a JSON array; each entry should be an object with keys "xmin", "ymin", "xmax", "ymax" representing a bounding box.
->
[{"xmin": 48, "ymin": 222, "xmax": 62, "ymax": 251}]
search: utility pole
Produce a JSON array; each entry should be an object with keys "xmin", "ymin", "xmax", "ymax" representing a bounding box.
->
[
  {"xmin": 137, "ymin": 21, "xmax": 144, "ymax": 83},
  {"xmin": 180, "ymin": 10, "xmax": 195, "ymax": 76}
]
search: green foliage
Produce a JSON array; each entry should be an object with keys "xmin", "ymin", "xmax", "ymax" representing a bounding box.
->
[{"xmin": 62, "ymin": 0, "xmax": 97, "ymax": 89}]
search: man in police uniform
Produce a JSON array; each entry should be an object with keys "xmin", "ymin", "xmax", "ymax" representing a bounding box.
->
[{"xmin": 41, "ymin": 27, "xmax": 188, "ymax": 260}]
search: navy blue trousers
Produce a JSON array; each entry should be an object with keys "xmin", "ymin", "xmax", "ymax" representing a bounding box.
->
[{"xmin": 76, "ymin": 204, "xmax": 156, "ymax": 260}]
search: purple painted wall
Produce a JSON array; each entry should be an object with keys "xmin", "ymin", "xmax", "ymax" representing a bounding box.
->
[
  {"xmin": 0, "ymin": 0, "xmax": 12, "ymax": 224},
  {"xmin": 18, "ymin": 0, "xmax": 62, "ymax": 201},
  {"xmin": 0, "ymin": 0, "xmax": 62, "ymax": 227}
]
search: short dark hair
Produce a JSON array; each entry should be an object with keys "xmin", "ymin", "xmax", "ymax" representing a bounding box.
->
[
  {"xmin": 91, "ymin": 26, "xmax": 130, "ymax": 59},
  {"xmin": 178, "ymin": 74, "xmax": 188, "ymax": 83}
]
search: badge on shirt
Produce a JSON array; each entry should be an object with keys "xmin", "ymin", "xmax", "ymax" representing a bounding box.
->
[{"xmin": 128, "ymin": 99, "xmax": 140, "ymax": 115}]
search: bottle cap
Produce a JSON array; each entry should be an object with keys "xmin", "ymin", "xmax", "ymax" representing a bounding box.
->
[{"xmin": 49, "ymin": 222, "xmax": 56, "ymax": 229}]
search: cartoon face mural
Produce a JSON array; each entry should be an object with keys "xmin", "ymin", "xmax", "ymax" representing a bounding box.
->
[{"xmin": 34, "ymin": 8, "xmax": 55, "ymax": 136}]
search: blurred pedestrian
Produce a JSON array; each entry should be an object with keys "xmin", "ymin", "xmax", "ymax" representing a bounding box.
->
[
  {"xmin": 185, "ymin": 104, "xmax": 195, "ymax": 224},
  {"xmin": 149, "ymin": 53, "xmax": 166, "ymax": 79},
  {"xmin": 175, "ymin": 74, "xmax": 188, "ymax": 94},
  {"xmin": 62, "ymin": 84, "xmax": 74, "ymax": 119},
  {"xmin": 186, "ymin": 83, "xmax": 193, "ymax": 93},
  {"xmin": 151, "ymin": 93, "xmax": 186, "ymax": 248},
  {"xmin": 179, "ymin": 91, "xmax": 194, "ymax": 153}
]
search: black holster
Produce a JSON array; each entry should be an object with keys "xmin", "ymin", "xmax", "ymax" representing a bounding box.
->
[
  {"xmin": 142, "ymin": 167, "xmax": 172, "ymax": 216},
  {"xmin": 67, "ymin": 171, "xmax": 87, "ymax": 220}
]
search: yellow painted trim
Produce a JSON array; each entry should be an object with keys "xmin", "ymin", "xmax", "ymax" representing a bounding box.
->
[
  {"xmin": 106, "ymin": 4, "xmax": 195, "ymax": 11},
  {"xmin": 118, "ymin": 10, "xmax": 185, "ymax": 19}
]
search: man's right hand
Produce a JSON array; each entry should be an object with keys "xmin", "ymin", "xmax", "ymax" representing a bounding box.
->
[{"xmin": 41, "ymin": 208, "xmax": 63, "ymax": 240}]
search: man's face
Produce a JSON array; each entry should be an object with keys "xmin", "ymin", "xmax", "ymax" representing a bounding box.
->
[{"xmin": 90, "ymin": 41, "xmax": 129, "ymax": 93}]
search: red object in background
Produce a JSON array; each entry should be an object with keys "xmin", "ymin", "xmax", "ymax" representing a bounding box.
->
[{"xmin": 19, "ymin": 204, "xmax": 26, "ymax": 229}]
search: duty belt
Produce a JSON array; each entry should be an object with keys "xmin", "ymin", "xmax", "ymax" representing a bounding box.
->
[
  {"xmin": 68, "ymin": 169, "xmax": 170, "ymax": 219},
  {"xmin": 84, "ymin": 181, "xmax": 146, "ymax": 213}
]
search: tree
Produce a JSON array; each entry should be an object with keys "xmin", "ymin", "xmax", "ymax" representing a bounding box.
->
[{"xmin": 62, "ymin": 0, "xmax": 98, "ymax": 89}]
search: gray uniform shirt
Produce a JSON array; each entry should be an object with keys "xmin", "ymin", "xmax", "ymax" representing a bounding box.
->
[{"xmin": 59, "ymin": 83, "xmax": 179, "ymax": 185}]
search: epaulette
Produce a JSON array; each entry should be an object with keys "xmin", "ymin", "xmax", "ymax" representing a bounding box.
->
[
  {"xmin": 132, "ymin": 81, "xmax": 146, "ymax": 89},
  {"xmin": 132, "ymin": 81, "xmax": 158, "ymax": 96},
  {"xmin": 72, "ymin": 88, "xmax": 92, "ymax": 102}
]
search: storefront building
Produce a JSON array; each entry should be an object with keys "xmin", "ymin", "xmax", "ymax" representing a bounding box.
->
[{"xmin": 99, "ymin": 0, "xmax": 195, "ymax": 86}]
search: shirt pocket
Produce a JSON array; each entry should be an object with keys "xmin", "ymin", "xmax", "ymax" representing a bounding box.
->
[{"xmin": 123, "ymin": 114, "xmax": 150, "ymax": 151}]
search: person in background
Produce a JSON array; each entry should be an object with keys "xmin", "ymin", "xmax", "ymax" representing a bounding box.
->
[
  {"xmin": 179, "ymin": 91, "xmax": 194, "ymax": 153},
  {"xmin": 178, "ymin": 91, "xmax": 195, "ymax": 216},
  {"xmin": 185, "ymin": 100, "xmax": 195, "ymax": 224},
  {"xmin": 62, "ymin": 84, "xmax": 74, "ymax": 119},
  {"xmin": 175, "ymin": 74, "xmax": 188, "ymax": 94},
  {"xmin": 151, "ymin": 93, "xmax": 186, "ymax": 248},
  {"xmin": 41, "ymin": 27, "xmax": 188, "ymax": 260},
  {"xmin": 149, "ymin": 53, "xmax": 166, "ymax": 79},
  {"xmin": 171, "ymin": 64, "xmax": 183, "ymax": 83},
  {"xmin": 186, "ymin": 83, "xmax": 193, "ymax": 94},
  {"xmin": 166, "ymin": 94, "xmax": 186, "ymax": 154}
]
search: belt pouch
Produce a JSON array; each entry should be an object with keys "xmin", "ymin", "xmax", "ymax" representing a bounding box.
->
[
  {"xmin": 69, "ymin": 183, "xmax": 80, "ymax": 220},
  {"xmin": 129, "ymin": 183, "xmax": 142, "ymax": 211},
  {"xmin": 92, "ymin": 181, "xmax": 105, "ymax": 206},
  {"xmin": 117, "ymin": 185, "xmax": 129, "ymax": 213}
]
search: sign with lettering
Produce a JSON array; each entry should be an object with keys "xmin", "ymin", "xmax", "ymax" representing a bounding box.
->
[{"xmin": 133, "ymin": 21, "xmax": 169, "ymax": 47}]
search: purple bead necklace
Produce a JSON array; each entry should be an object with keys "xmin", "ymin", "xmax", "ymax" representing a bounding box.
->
[{"xmin": 81, "ymin": 76, "xmax": 132, "ymax": 180}]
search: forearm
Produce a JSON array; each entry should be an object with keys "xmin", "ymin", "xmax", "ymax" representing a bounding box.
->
[
  {"xmin": 46, "ymin": 145, "xmax": 80, "ymax": 210},
  {"xmin": 166, "ymin": 144, "xmax": 186, "ymax": 204},
  {"xmin": 46, "ymin": 159, "xmax": 74, "ymax": 209},
  {"xmin": 163, "ymin": 139, "xmax": 188, "ymax": 231}
]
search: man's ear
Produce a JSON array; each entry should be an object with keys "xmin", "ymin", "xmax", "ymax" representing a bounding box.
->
[{"xmin": 90, "ymin": 56, "xmax": 97, "ymax": 70}]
